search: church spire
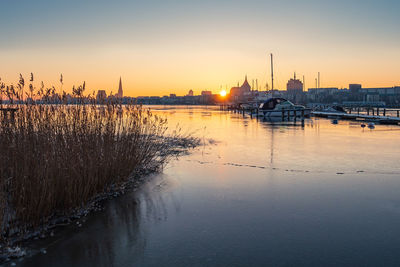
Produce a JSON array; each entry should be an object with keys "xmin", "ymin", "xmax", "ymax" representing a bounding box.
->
[{"xmin": 118, "ymin": 76, "xmax": 123, "ymax": 98}]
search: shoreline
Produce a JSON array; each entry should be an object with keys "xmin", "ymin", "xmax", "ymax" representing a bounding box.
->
[
  {"xmin": 0, "ymin": 167, "xmax": 152, "ymax": 262},
  {"xmin": 0, "ymin": 137, "xmax": 200, "ymax": 264}
]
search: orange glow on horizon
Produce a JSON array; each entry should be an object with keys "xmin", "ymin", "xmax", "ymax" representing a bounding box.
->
[{"xmin": 1, "ymin": 45, "xmax": 399, "ymax": 97}]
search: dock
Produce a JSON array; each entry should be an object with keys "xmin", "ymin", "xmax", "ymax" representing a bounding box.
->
[
  {"xmin": 312, "ymin": 111, "xmax": 400, "ymax": 125},
  {"xmin": 221, "ymin": 104, "xmax": 400, "ymax": 125},
  {"xmin": 220, "ymin": 105, "xmax": 309, "ymax": 128}
]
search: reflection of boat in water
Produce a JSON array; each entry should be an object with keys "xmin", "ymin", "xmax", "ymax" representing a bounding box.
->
[{"xmin": 258, "ymin": 98, "xmax": 311, "ymax": 117}]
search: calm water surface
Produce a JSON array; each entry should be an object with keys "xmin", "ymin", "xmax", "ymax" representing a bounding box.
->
[{"xmin": 13, "ymin": 106, "xmax": 400, "ymax": 267}]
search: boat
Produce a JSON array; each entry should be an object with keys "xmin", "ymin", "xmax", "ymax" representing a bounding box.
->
[
  {"xmin": 321, "ymin": 105, "xmax": 346, "ymax": 114},
  {"xmin": 239, "ymin": 103, "xmax": 258, "ymax": 110},
  {"xmin": 258, "ymin": 98, "xmax": 311, "ymax": 117},
  {"xmin": 321, "ymin": 105, "xmax": 347, "ymax": 119}
]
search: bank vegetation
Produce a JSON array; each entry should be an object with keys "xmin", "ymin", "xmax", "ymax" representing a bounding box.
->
[{"xmin": 0, "ymin": 74, "xmax": 198, "ymax": 245}]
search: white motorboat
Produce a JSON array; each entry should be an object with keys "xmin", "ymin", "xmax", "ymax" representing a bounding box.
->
[
  {"xmin": 320, "ymin": 105, "xmax": 347, "ymax": 114},
  {"xmin": 258, "ymin": 98, "xmax": 311, "ymax": 118}
]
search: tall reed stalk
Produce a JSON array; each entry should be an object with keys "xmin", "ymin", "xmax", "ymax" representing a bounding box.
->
[{"xmin": 0, "ymin": 75, "xmax": 197, "ymax": 240}]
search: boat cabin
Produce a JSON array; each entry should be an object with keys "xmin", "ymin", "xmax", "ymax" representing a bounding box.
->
[{"xmin": 259, "ymin": 98, "xmax": 289, "ymax": 110}]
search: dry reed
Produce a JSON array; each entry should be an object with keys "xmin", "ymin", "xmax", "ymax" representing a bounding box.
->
[{"xmin": 0, "ymin": 75, "xmax": 198, "ymax": 241}]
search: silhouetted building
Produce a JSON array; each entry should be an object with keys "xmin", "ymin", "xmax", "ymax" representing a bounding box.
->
[
  {"xmin": 307, "ymin": 88, "xmax": 339, "ymax": 95},
  {"xmin": 362, "ymin": 86, "xmax": 400, "ymax": 95},
  {"xmin": 187, "ymin": 89, "xmax": 194, "ymax": 96},
  {"xmin": 349, "ymin": 84, "xmax": 361, "ymax": 94},
  {"xmin": 230, "ymin": 76, "xmax": 251, "ymax": 97},
  {"xmin": 201, "ymin": 91, "xmax": 212, "ymax": 96},
  {"xmin": 117, "ymin": 77, "xmax": 123, "ymax": 98},
  {"xmin": 286, "ymin": 73, "xmax": 303, "ymax": 93}
]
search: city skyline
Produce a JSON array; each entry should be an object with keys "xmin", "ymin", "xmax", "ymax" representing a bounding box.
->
[{"xmin": 1, "ymin": 0, "xmax": 399, "ymax": 96}]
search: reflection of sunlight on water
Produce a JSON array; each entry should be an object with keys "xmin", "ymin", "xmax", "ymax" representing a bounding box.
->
[{"xmin": 150, "ymin": 105, "xmax": 400, "ymax": 175}]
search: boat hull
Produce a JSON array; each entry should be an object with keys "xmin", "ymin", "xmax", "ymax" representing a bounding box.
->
[{"xmin": 257, "ymin": 109, "xmax": 311, "ymax": 118}]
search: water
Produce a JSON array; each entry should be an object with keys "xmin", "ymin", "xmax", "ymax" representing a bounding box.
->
[{"xmin": 12, "ymin": 106, "xmax": 400, "ymax": 267}]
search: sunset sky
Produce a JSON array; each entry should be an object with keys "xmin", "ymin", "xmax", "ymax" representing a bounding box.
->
[{"xmin": 1, "ymin": 0, "xmax": 399, "ymax": 96}]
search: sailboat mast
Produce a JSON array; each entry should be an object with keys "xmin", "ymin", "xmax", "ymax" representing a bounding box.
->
[{"xmin": 270, "ymin": 53, "xmax": 274, "ymax": 97}]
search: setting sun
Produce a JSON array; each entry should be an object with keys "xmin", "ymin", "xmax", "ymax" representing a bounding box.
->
[{"xmin": 220, "ymin": 90, "xmax": 227, "ymax": 97}]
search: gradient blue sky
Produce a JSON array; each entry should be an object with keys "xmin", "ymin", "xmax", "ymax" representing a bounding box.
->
[{"xmin": 1, "ymin": 0, "xmax": 399, "ymax": 96}]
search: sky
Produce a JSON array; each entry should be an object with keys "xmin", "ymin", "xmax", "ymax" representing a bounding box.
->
[{"xmin": 0, "ymin": 0, "xmax": 399, "ymax": 96}]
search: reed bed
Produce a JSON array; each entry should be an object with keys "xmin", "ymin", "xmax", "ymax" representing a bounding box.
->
[{"xmin": 0, "ymin": 76, "xmax": 198, "ymax": 242}]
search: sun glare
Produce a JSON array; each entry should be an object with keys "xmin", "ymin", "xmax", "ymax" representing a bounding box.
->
[{"xmin": 220, "ymin": 90, "xmax": 227, "ymax": 97}]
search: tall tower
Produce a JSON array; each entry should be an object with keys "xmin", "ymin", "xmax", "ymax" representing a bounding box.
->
[{"xmin": 118, "ymin": 77, "xmax": 123, "ymax": 98}]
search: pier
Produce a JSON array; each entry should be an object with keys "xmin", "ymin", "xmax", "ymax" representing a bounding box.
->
[
  {"xmin": 312, "ymin": 106, "xmax": 400, "ymax": 125},
  {"xmin": 312, "ymin": 111, "xmax": 400, "ymax": 125},
  {"xmin": 220, "ymin": 104, "xmax": 309, "ymax": 127},
  {"xmin": 221, "ymin": 104, "xmax": 400, "ymax": 125}
]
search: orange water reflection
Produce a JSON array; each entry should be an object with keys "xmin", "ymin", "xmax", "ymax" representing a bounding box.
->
[{"xmin": 149, "ymin": 105, "xmax": 400, "ymax": 175}]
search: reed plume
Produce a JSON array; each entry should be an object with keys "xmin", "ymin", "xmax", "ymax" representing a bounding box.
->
[{"xmin": 0, "ymin": 75, "xmax": 198, "ymax": 240}]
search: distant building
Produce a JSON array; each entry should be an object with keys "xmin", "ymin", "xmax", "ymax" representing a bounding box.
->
[
  {"xmin": 307, "ymin": 87, "xmax": 339, "ymax": 95},
  {"xmin": 201, "ymin": 91, "xmax": 212, "ymax": 96},
  {"xmin": 187, "ymin": 90, "xmax": 194, "ymax": 96},
  {"xmin": 286, "ymin": 73, "xmax": 303, "ymax": 93},
  {"xmin": 349, "ymin": 84, "xmax": 361, "ymax": 94},
  {"xmin": 116, "ymin": 77, "xmax": 123, "ymax": 98},
  {"xmin": 365, "ymin": 93, "xmax": 380, "ymax": 102},
  {"xmin": 362, "ymin": 86, "xmax": 400, "ymax": 96},
  {"xmin": 230, "ymin": 76, "xmax": 251, "ymax": 97},
  {"xmin": 96, "ymin": 90, "xmax": 107, "ymax": 102},
  {"xmin": 170, "ymin": 94, "xmax": 177, "ymax": 98}
]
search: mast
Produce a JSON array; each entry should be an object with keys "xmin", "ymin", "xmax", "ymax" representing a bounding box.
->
[{"xmin": 270, "ymin": 53, "xmax": 274, "ymax": 96}]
